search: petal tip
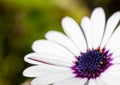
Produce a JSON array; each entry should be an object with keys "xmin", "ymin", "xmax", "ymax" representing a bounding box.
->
[
  {"xmin": 62, "ymin": 16, "xmax": 73, "ymax": 23},
  {"xmin": 94, "ymin": 7, "xmax": 104, "ymax": 10},
  {"xmin": 22, "ymin": 69, "xmax": 27, "ymax": 77}
]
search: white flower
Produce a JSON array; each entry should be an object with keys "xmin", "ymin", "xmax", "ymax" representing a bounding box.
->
[{"xmin": 23, "ymin": 7, "xmax": 120, "ymax": 85}]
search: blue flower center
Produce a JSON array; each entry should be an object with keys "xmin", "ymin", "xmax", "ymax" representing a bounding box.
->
[{"xmin": 72, "ymin": 48, "xmax": 112, "ymax": 79}]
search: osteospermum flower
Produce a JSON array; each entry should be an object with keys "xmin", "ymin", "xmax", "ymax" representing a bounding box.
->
[{"xmin": 23, "ymin": 7, "xmax": 120, "ymax": 85}]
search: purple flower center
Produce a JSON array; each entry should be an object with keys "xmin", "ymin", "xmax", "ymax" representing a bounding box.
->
[{"xmin": 72, "ymin": 48, "xmax": 112, "ymax": 79}]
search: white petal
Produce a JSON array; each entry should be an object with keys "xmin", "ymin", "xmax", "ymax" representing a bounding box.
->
[
  {"xmin": 23, "ymin": 65, "xmax": 71, "ymax": 77},
  {"xmin": 100, "ymin": 65, "xmax": 120, "ymax": 85},
  {"xmin": 54, "ymin": 78, "xmax": 87, "ymax": 85},
  {"xmin": 88, "ymin": 79, "xmax": 96, "ymax": 85},
  {"xmin": 23, "ymin": 66, "xmax": 47, "ymax": 77},
  {"xmin": 106, "ymin": 25, "xmax": 120, "ymax": 52},
  {"xmin": 24, "ymin": 53, "xmax": 74, "ymax": 67},
  {"xmin": 112, "ymin": 48, "xmax": 120, "ymax": 58},
  {"xmin": 104, "ymin": 65, "xmax": 120, "ymax": 78},
  {"xmin": 91, "ymin": 7, "xmax": 105, "ymax": 48},
  {"xmin": 111, "ymin": 56, "xmax": 120, "ymax": 64},
  {"xmin": 100, "ymin": 74, "xmax": 119, "ymax": 85},
  {"xmin": 81, "ymin": 16, "xmax": 92, "ymax": 49},
  {"xmin": 32, "ymin": 40, "xmax": 75, "ymax": 61},
  {"xmin": 101, "ymin": 11, "xmax": 120, "ymax": 48},
  {"xmin": 31, "ymin": 72, "xmax": 74, "ymax": 85},
  {"xmin": 95, "ymin": 77, "xmax": 104, "ymax": 85},
  {"xmin": 45, "ymin": 31, "xmax": 80, "ymax": 56},
  {"xmin": 62, "ymin": 17, "xmax": 87, "ymax": 52},
  {"xmin": 106, "ymin": 64, "xmax": 120, "ymax": 74}
]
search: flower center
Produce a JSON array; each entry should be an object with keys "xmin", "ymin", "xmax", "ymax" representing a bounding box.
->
[{"xmin": 72, "ymin": 48, "xmax": 112, "ymax": 79}]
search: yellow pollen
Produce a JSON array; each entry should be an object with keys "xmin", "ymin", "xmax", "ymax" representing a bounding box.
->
[
  {"xmin": 99, "ymin": 49, "xmax": 103, "ymax": 53},
  {"xmin": 96, "ymin": 47, "xmax": 99, "ymax": 50},
  {"xmin": 87, "ymin": 48, "xmax": 91, "ymax": 51},
  {"xmin": 73, "ymin": 60, "xmax": 77, "ymax": 64},
  {"xmin": 100, "ymin": 61, "xmax": 103, "ymax": 65}
]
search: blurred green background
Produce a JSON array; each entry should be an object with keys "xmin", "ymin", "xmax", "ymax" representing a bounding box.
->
[{"xmin": 0, "ymin": 0, "xmax": 119, "ymax": 85}]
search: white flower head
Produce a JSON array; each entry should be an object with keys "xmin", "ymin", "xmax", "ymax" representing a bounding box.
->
[{"xmin": 23, "ymin": 7, "xmax": 120, "ymax": 85}]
